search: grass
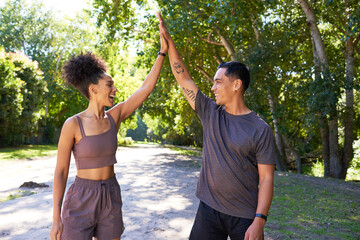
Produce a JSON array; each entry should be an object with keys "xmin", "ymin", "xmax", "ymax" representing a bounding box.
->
[
  {"xmin": 165, "ymin": 145, "xmax": 202, "ymax": 157},
  {"xmin": 267, "ymin": 172, "xmax": 360, "ymax": 239},
  {"xmin": 0, "ymin": 190, "xmax": 35, "ymax": 202},
  {"xmin": 0, "ymin": 144, "xmax": 58, "ymax": 160},
  {"xmin": 133, "ymin": 141, "xmax": 160, "ymax": 146}
]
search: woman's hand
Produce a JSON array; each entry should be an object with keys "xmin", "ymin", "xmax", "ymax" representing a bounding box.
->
[
  {"xmin": 158, "ymin": 12, "xmax": 169, "ymax": 53},
  {"xmin": 50, "ymin": 219, "xmax": 63, "ymax": 240}
]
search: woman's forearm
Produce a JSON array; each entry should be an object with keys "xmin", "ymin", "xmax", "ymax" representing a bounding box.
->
[
  {"xmin": 52, "ymin": 170, "xmax": 68, "ymax": 221},
  {"xmin": 141, "ymin": 54, "xmax": 165, "ymax": 92}
]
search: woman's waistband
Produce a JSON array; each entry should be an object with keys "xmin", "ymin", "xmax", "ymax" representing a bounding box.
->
[{"xmin": 73, "ymin": 174, "xmax": 118, "ymax": 188}]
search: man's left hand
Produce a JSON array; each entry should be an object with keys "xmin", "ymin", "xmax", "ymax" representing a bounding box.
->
[{"xmin": 244, "ymin": 218, "xmax": 265, "ymax": 240}]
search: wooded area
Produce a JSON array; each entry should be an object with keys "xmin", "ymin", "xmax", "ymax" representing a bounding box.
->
[{"xmin": 0, "ymin": 0, "xmax": 359, "ymax": 180}]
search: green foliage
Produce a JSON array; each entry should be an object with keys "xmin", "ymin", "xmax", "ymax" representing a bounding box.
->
[
  {"xmin": 0, "ymin": 48, "xmax": 24, "ymax": 146},
  {"xmin": 302, "ymin": 160, "xmax": 325, "ymax": 177},
  {"xmin": 89, "ymin": 0, "xmax": 140, "ymax": 44},
  {"xmin": 0, "ymin": 0, "xmax": 358, "ymax": 179},
  {"xmin": 127, "ymin": 114, "xmax": 148, "ymax": 141},
  {"xmin": 118, "ymin": 136, "xmax": 134, "ymax": 146},
  {"xmin": 0, "ymin": 0, "xmax": 101, "ymax": 143},
  {"xmin": 347, "ymin": 138, "xmax": 360, "ymax": 181},
  {"xmin": 0, "ymin": 48, "xmax": 47, "ymax": 146}
]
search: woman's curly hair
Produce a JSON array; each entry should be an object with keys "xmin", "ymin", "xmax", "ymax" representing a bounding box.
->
[{"xmin": 62, "ymin": 52, "xmax": 108, "ymax": 99}]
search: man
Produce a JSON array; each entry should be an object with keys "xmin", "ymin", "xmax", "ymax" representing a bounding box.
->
[{"xmin": 158, "ymin": 13, "xmax": 276, "ymax": 240}]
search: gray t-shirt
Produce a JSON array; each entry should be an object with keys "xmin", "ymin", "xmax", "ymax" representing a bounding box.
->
[{"xmin": 194, "ymin": 90, "xmax": 276, "ymax": 219}]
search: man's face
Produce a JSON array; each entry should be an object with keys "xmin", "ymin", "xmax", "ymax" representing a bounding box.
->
[{"xmin": 211, "ymin": 68, "xmax": 237, "ymax": 105}]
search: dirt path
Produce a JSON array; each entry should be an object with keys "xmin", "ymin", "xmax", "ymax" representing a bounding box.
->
[{"xmin": 0, "ymin": 144, "xmax": 200, "ymax": 239}]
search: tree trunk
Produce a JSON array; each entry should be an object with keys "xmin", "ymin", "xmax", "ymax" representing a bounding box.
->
[
  {"xmin": 195, "ymin": 65, "xmax": 213, "ymax": 84},
  {"xmin": 297, "ymin": 0, "xmax": 329, "ymax": 68},
  {"xmin": 329, "ymin": 116, "xmax": 342, "ymax": 178},
  {"xmin": 292, "ymin": 146, "xmax": 302, "ymax": 174},
  {"xmin": 250, "ymin": 16, "xmax": 261, "ymax": 43},
  {"xmin": 214, "ymin": 27, "xmax": 236, "ymax": 61},
  {"xmin": 299, "ymin": 0, "xmax": 342, "ymax": 178},
  {"xmin": 283, "ymin": 135, "xmax": 302, "ymax": 173},
  {"xmin": 319, "ymin": 116, "xmax": 330, "ymax": 177},
  {"xmin": 312, "ymin": 40, "xmax": 330, "ymax": 177},
  {"xmin": 341, "ymin": 37, "xmax": 355, "ymax": 179},
  {"xmin": 268, "ymin": 92, "xmax": 287, "ymax": 171},
  {"xmin": 45, "ymin": 98, "xmax": 49, "ymax": 120}
]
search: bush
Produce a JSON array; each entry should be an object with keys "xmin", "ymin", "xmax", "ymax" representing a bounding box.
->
[
  {"xmin": 118, "ymin": 137, "xmax": 134, "ymax": 146},
  {"xmin": 0, "ymin": 48, "xmax": 47, "ymax": 146}
]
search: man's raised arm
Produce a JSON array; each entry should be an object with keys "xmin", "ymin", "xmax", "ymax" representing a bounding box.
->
[{"xmin": 158, "ymin": 12, "xmax": 199, "ymax": 110}]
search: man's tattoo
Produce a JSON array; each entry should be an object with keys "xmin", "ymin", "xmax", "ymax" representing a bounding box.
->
[
  {"xmin": 173, "ymin": 62, "xmax": 184, "ymax": 74},
  {"xmin": 182, "ymin": 87, "xmax": 196, "ymax": 102}
]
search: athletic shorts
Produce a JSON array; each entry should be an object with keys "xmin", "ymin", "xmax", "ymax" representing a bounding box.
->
[
  {"xmin": 189, "ymin": 201, "xmax": 256, "ymax": 240},
  {"xmin": 61, "ymin": 175, "xmax": 125, "ymax": 240}
]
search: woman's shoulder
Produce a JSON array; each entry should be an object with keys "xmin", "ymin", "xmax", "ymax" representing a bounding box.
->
[{"xmin": 61, "ymin": 114, "xmax": 81, "ymax": 131}]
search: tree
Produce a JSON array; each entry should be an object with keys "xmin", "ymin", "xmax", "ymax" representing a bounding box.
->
[
  {"xmin": 0, "ymin": 0, "xmax": 104, "ymax": 143},
  {"xmin": 321, "ymin": 0, "xmax": 360, "ymax": 179},
  {"xmin": 0, "ymin": 48, "xmax": 46, "ymax": 146},
  {"xmin": 297, "ymin": 0, "xmax": 360, "ymax": 179}
]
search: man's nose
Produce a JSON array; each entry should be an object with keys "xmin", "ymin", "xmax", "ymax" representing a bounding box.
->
[{"xmin": 211, "ymin": 84, "xmax": 216, "ymax": 92}]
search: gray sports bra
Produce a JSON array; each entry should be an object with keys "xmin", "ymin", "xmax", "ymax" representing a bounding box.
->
[{"xmin": 73, "ymin": 112, "xmax": 118, "ymax": 169}]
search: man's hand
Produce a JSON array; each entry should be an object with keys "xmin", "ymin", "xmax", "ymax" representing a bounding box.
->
[
  {"xmin": 156, "ymin": 11, "xmax": 199, "ymax": 110},
  {"xmin": 158, "ymin": 12, "xmax": 168, "ymax": 53},
  {"xmin": 244, "ymin": 218, "xmax": 265, "ymax": 240},
  {"xmin": 157, "ymin": 12, "xmax": 172, "ymax": 44}
]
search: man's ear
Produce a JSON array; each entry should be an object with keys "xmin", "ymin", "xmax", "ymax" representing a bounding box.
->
[{"xmin": 234, "ymin": 79, "xmax": 242, "ymax": 92}]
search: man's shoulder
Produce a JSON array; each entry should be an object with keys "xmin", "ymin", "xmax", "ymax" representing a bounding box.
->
[
  {"xmin": 249, "ymin": 112, "xmax": 270, "ymax": 126},
  {"xmin": 246, "ymin": 113, "xmax": 274, "ymax": 138},
  {"xmin": 196, "ymin": 90, "xmax": 217, "ymax": 110}
]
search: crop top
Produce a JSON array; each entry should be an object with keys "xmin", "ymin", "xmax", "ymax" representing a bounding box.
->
[{"xmin": 73, "ymin": 112, "xmax": 118, "ymax": 170}]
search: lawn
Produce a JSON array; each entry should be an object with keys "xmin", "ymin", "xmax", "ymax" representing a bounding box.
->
[
  {"xmin": 267, "ymin": 172, "xmax": 360, "ymax": 239},
  {"xmin": 0, "ymin": 145, "xmax": 58, "ymax": 160}
]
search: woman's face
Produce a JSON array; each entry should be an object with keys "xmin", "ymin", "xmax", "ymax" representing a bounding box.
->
[{"xmin": 90, "ymin": 73, "xmax": 118, "ymax": 107}]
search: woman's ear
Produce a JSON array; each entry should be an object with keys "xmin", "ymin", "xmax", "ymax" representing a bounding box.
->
[{"xmin": 90, "ymin": 84, "xmax": 97, "ymax": 94}]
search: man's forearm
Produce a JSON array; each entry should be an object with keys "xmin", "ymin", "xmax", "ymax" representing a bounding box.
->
[
  {"xmin": 256, "ymin": 176, "xmax": 274, "ymax": 217},
  {"xmin": 167, "ymin": 38, "xmax": 192, "ymax": 85}
]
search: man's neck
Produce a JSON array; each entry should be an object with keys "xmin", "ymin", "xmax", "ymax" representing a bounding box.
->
[{"xmin": 224, "ymin": 97, "xmax": 251, "ymax": 116}]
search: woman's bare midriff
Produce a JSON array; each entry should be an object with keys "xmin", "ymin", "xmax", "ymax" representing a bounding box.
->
[{"xmin": 76, "ymin": 165, "xmax": 115, "ymax": 180}]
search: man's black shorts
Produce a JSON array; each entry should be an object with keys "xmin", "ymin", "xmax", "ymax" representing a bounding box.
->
[{"xmin": 189, "ymin": 201, "xmax": 256, "ymax": 240}]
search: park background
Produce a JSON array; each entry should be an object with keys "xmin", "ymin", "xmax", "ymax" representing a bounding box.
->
[
  {"xmin": 1, "ymin": 0, "xmax": 359, "ymax": 180},
  {"xmin": 0, "ymin": 0, "xmax": 360, "ymax": 239}
]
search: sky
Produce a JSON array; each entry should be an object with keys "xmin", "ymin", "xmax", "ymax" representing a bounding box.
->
[
  {"xmin": 0, "ymin": 0, "xmax": 89, "ymax": 18},
  {"xmin": 38, "ymin": 0, "xmax": 89, "ymax": 18},
  {"xmin": 0, "ymin": 0, "xmax": 158, "ymax": 56}
]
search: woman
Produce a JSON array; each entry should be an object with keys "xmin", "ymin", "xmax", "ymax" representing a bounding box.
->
[{"xmin": 50, "ymin": 15, "xmax": 168, "ymax": 240}]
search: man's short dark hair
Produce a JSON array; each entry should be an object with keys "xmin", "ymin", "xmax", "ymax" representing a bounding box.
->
[{"xmin": 218, "ymin": 61, "xmax": 250, "ymax": 91}]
